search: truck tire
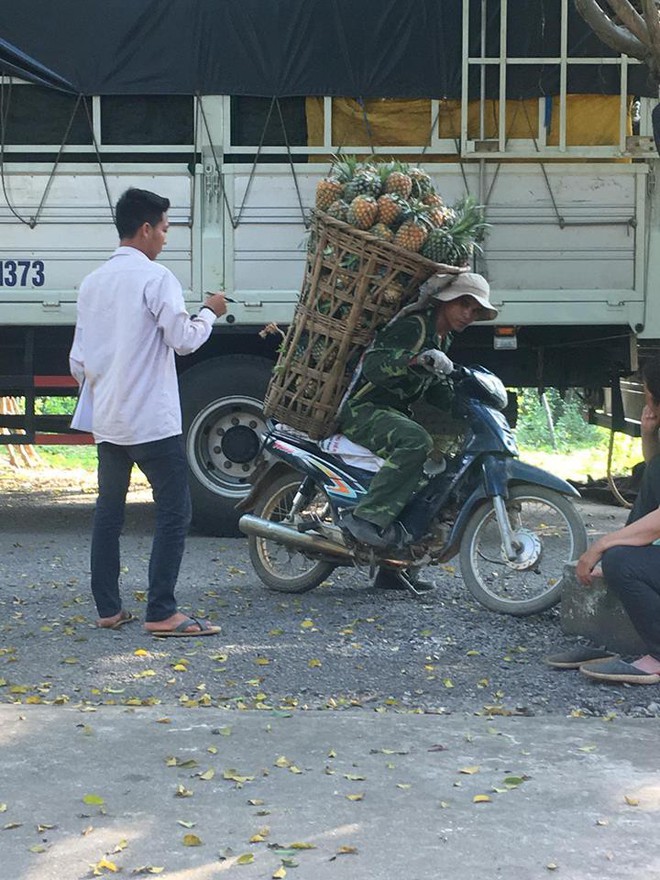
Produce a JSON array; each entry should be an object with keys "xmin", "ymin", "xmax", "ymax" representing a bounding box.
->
[{"xmin": 180, "ymin": 355, "xmax": 273, "ymax": 536}]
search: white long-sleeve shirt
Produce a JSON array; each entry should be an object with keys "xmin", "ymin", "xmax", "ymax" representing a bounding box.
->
[{"xmin": 69, "ymin": 246, "xmax": 215, "ymax": 445}]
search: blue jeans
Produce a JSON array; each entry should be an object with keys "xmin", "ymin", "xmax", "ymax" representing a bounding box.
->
[
  {"xmin": 599, "ymin": 454, "xmax": 660, "ymax": 660},
  {"xmin": 601, "ymin": 545, "xmax": 660, "ymax": 660},
  {"xmin": 91, "ymin": 435, "xmax": 192, "ymax": 622}
]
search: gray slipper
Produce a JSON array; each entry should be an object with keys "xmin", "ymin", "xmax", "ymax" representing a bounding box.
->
[
  {"xmin": 543, "ymin": 646, "xmax": 618, "ymax": 669},
  {"xmin": 579, "ymin": 658, "xmax": 660, "ymax": 685}
]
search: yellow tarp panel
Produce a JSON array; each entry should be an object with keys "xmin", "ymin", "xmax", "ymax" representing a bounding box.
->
[{"xmin": 305, "ymin": 95, "xmax": 631, "ymax": 155}]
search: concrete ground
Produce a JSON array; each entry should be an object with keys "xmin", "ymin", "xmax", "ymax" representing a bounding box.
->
[
  {"xmin": 1, "ymin": 706, "xmax": 659, "ymax": 879},
  {"xmin": 2, "ymin": 465, "xmax": 659, "ymax": 878}
]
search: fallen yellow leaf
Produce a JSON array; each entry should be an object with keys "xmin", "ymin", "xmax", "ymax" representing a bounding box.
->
[
  {"xmin": 473, "ymin": 794, "xmax": 492, "ymax": 804},
  {"xmin": 89, "ymin": 858, "xmax": 118, "ymax": 875},
  {"xmin": 183, "ymin": 833, "xmax": 203, "ymax": 846}
]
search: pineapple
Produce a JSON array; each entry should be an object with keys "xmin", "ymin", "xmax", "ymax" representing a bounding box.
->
[
  {"xmin": 393, "ymin": 201, "xmax": 432, "ymax": 252},
  {"xmin": 311, "ymin": 337, "xmax": 326, "ymax": 366},
  {"xmin": 422, "ymin": 192, "xmax": 447, "ymax": 228},
  {"xmin": 325, "ymin": 198, "xmax": 350, "ymax": 222},
  {"xmin": 315, "ymin": 155, "xmax": 356, "ymax": 210},
  {"xmin": 344, "ymin": 168, "xmax": 382, "ymax": 201},
  {"xmin": 293, "ymin": 332, "xmax": 310, "ymax": 362},
  {"xmin": 315, "ymin": 177, "xmax": 344, "ymax": 211},
  {"xmin": 376, "ymin": 193, "xmax": 405, "ymax": 227},
  {"xmin": 423, "ymin": 192, "xmax": 444, "ymax": 208},
  {"xmin": 316, "ymin": 293, "xmax": 332, "ymax": 316},
  {"xmin": 334, "ymin": 270, "xmax": 353, "ymax": 290},
  {"xmin": 425, "ymin": 206, "xmax": 446, "ymax": 228},
  {"xmin": 346, "ymin": 195, "xmax": 378, "ymax": 230},
  {"xmin": 382, "ymin": 281, "xmax": 404, "ymax": 305},
  {"xmin": 420, "ymin": 196, "xmax": 487, "ymax": 266},
  {"xmin": 408, "ymin": 166, "xmax": 434, "ymax": 199},
  {"xmin": 369, "ymin": 222, "xmax": 395, "ymax": 242},
  {"xmin": 422, "ymin": 228, "xmax": 471, "ymax": 265},
  {"xmin": 384, "ymin": 167, "xmax": 413, "ymax": 200},
  {"xmin": 295, "ymin": 376, "xmax": 319, "ymax": 400}
]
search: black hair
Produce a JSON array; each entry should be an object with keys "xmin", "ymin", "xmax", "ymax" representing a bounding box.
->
[
  {"xmin": 643, "ymin": 356, "xmax": 660, "ymax": 405},
  {"xmin": 115, "ymin": 188, "xmax": 170, "ymax": 239}
]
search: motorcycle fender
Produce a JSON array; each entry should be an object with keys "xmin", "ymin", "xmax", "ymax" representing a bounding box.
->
[
  {"xmin": 440, "ymin": 485, "xmax": 491, "ymax": 561},
  {"xmin": 507, "ymin": 459, "xmax": 581, "ymax": 498},
  {"xmin": 234, "ymin": 459, "xmax": 296, "ymax": 513},
  {"xmin": 438, "ymin": 458, "xmax": 580, "ymax": 561}
]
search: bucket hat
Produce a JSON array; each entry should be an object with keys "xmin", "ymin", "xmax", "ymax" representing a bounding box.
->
[{"xmin": 419, "ymin": 272, "xmax": 498, "ymax": 321}]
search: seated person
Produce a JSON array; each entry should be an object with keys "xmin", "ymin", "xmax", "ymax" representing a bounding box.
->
[
  {"xmin": 336, "ymin": 272, "xmax": 497, "ymax": 589},
  {"xmin": 546, "ymin": 355, "xmax": 660, "ymax": 684}
]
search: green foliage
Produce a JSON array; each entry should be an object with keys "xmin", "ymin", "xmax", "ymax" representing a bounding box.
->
[
  {"xmin": 515, "ymin": 388, "xmax": 601, "ymax": 452},
  {"xmin": 35, "ymin": 396, "xmax": 77, "ymax": 416},
  {"xmin": 38, "ymin": 445, "xmax": 97, "ymax": 470}
]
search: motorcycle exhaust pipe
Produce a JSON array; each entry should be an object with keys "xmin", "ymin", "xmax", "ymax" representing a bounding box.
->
[{"xmin": 239, "ymin": 514, "xmax": 355, "ymax": 562}]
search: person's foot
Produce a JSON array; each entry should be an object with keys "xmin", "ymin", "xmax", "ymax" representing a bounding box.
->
[
  {"xmin": 96, "ymin": 610, "xmax": 135, "ymax": 630},
  {"xmin": 340, "ymin": 511, "xmax": 409, "ymax": 550},
  {"xmin": 579, "ymin": 657, "xmax": 660, "ymax": 685},
  {"xmin": 632, "ymin": 654, "xmax": 660, "ymax": 674},
  {"xmin": 144, "ymin": 612, "xmax": 221, "ymax": 638},
  {"xmin": 543, "ymin": 646, "xmax": 618, "ymax": 669},
  {"xmin": 373, "ymin": 568, "xmax": 435, "ymax": 593}
]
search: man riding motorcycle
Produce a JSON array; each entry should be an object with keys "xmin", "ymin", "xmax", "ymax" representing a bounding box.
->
[{"xmin": 337, "ymin": 271, "xmax": 498, "ymax": 589}]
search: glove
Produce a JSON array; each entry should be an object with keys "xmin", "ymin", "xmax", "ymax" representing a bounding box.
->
[{"xmin": 417, "ymin": 349, "xmax": 454, "ymax": 377}]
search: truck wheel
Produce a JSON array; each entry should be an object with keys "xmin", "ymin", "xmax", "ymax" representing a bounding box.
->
[{"xmin": 180, "ymin": 355, "xmax": 273, "ymax": 536}]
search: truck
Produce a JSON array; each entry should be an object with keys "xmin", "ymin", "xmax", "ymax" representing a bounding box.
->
[{"xmin": 0, "ymin": 0, "xmax": 658, "ymax": 535}]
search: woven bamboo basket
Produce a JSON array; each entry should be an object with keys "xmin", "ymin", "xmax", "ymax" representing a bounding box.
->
[{"xmin": 262, "ymin": 210, "xmax": 463, "ymax": 439}]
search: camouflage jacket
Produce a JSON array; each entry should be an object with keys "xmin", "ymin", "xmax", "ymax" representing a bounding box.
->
[{"xmin": 342, "ymin": 308, "xmax": 454, "ymax": 415}]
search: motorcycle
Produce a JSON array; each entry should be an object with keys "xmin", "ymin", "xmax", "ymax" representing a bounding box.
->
[{"xmin": 238, "ymin": 365, "xmax": 587, "ymax": 616}]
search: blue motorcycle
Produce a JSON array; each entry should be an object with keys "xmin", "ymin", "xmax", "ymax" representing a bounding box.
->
[{"xmin": 239, "ymin": 365, "xmax": 587, "ymax": 616}]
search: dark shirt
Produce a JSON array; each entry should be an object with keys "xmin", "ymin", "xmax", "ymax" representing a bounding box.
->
[{"xmin": 344, "ymin": 308, "xmax": 454, "ymax": 415}]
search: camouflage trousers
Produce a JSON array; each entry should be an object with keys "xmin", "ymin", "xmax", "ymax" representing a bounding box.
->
[{"xmin": 338, "ymin": 401, "xmax": 433, "ymax": 529}]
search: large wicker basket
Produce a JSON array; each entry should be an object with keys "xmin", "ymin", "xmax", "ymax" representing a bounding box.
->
[{"xmin": 262, "ymin": 210, "xmax": 462, "ymax": 439}]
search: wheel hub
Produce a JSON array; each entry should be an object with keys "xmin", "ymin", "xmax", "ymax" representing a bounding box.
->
[
  {"xmin": 187, "ymin": 395, "xmax": 267, "ymax": 496},
  {"xmin": 220, "ymin": 425, "xmax": 261, "ymax": 464},
  {"xmin": 502, "ymin": 528, "xmax": 542, "ymax": 570}
]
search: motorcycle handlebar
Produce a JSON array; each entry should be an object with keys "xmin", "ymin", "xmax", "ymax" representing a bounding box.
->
[{"xmin": 418, "ymin": 353, "xmax": 467, "ymax": 380}]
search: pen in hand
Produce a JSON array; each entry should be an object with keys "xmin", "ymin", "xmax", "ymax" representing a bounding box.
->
[{"xmin": 205, "ymin": 291, "xmax": 235, "ymax": 303}]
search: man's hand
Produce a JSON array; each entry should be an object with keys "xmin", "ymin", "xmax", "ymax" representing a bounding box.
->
[
  {"xmin": 640, "ymin": 402, "xmax": 660, "ymax": 463},
  {"xmin": 416, "ymin": 349, "xmax": 454, "ymax": 377},
  {"xmin": 641, "ymin": 404, "xmax": 660, "ymax": 438},
  {"xmin": 204, "ymin": 292, "xmax": 228, "ymax": 318},
  {"xmin": 575, "ymin": 543, "xmax": 604, "ymax": 586}
]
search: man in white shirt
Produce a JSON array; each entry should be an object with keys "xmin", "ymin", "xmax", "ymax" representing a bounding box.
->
[{"xmin": 70, "ymin": 187, "xmax": 227, "ymax": 637}]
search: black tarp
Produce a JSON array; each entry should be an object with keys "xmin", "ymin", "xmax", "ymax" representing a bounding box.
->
[
  {"xmin": 0, "ymin": 0, "xmax": 654, "ymax": 98},
  {"xmin": 0, "ymin": 37, "xmax": 76, "ymax": 92}
]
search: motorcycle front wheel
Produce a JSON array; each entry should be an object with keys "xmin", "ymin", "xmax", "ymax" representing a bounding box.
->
[
  {"xmin": 248, "ymin": 473, "xmax": 338, "ymax": 593},
  {"xmin": 458, "ymin": 484, "xmax": 587, "ymax": 616}
]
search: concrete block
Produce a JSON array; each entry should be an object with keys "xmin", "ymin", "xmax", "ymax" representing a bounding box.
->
[{"xmin": 561, "ymin": 561, "xmax": 646, "ymax": 655}]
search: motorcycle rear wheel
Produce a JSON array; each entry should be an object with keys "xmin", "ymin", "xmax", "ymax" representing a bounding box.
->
[
  {"xmin": 458, "ymin": 484, "xmax": 587, "ymax": 616},
  {"xmin": 248, "ymin": 473, "xmax": 338, "ymax": 593}
]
